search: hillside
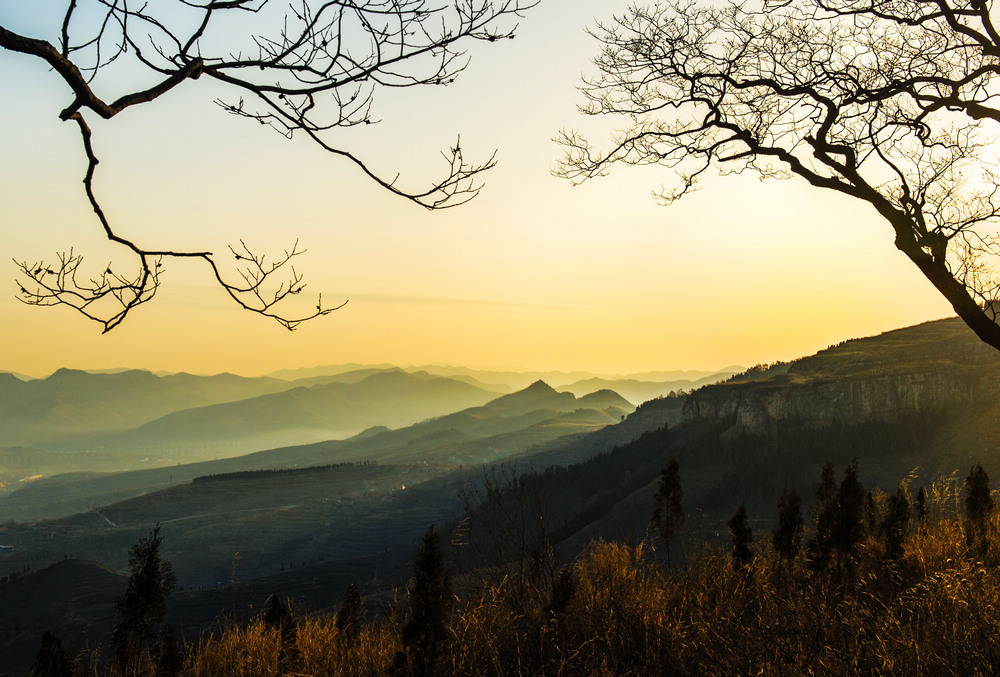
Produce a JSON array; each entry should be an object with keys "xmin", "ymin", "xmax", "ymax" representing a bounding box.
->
[
  {"xmin": 6, "ymin": 319, "xmax": 999, "ymax": 674},
  {"xmin": 0, "ymin": 369, "xmax": 293, "ymax": 446},
  {"xmin": 0, "ymin": 381, "xmax": 634, "ymax": 522}
]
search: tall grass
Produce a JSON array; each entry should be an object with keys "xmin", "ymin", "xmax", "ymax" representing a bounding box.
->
[{"xmin": 68, "ymin": 473, "xmax": 1000, "ymax": 676}]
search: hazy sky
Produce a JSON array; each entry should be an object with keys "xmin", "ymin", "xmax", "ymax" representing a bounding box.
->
[{"xmin": 0, "ymin": 0, "xmax": 952, "ymax": 379}]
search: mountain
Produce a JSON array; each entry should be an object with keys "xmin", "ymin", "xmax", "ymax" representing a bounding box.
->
[
  {"xmin": 0, "ymin": 381, "xmax": 635, "ymax": 522},
  {"xmin": 8, "ymin": 319, "xmax": 1000, "ymax": 675},
  {"xmin": 555, "ymin": 373, "xmax": 736, "ymax": 404},
  {"xmin": 263, "ymin": 363, "xmax": 397, "ymax": 380},
  {"xmin": 47, "ymin": 370, "xmax": 498, "ymax": 460},
  {"xmin": 485, "ymin": 380, "xmax": 577, "ymax": 415},
  {"xmin": 506, "ymin": 317, "xmax": 1000, "ymax": 556},
  {"xmin": 0, "ymin": 368, "xmax": 294, "ymax": 447}
]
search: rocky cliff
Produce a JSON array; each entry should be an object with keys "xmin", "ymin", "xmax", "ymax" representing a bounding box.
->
[{"xmin": 681, "ymin": 318, "xmax": 1000, "ymax": 432}]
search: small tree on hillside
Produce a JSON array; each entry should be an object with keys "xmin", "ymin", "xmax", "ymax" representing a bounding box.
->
[
  {"xmin": 915, "ymin": 486, "xmax": 929, "ymax": 532},
  {"xmin": 881, "ymin": 485, "xmax": 912, "ymax": 563},
  {"xmin": 965, "ymin": 464, "xmax": 995, "ymax": 557},
  {"xmin": 830, "ymin": 460, "xmax": 867, "ymax": 579},
  {"xmin": 29, "ymin": 631, "xmax": 77, "ymax": 677},
  {"xmin": 651, "ymin": 459, "xmax": 685, "ymax": 564},
  {"xmin": 811, "ymin": 461, "xmax": 837, "ymax": 520},
  {"xmin": 263, "ymin": 595, "xmax": 299, "ymax": 668},
  {"xmin": 728, "ymin": 504, "xmax": 754, "ymax": 570},
  {"xmin": 153, "ymin": 625, "xmax": 183, "ymax": 677},
  {"xmin": 336, "ymin": 582, "xmax": 362, "ymax": 644},
  {"xmin": 113, "ymin": 524, "xmax": 177, "ymax": 676},
  {"xmin": 401, "ymin": 525, "xmax": 453, "ymax": 677},
  {"xmin": 772, "ymin": 487, "xmax": 803, "ymax": 585},
  {"xmin": 808, "ymin": 460, "xmax": 867, "ymax": 583}
]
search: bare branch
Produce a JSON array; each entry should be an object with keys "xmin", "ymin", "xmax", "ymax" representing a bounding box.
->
[
  {"xmin": 3, "ymin": 0, "xmax": 537, "ymax": 329},
  {"xmin": 557, "ymin": 0, "xmax": 1000, "ymax": 351}
]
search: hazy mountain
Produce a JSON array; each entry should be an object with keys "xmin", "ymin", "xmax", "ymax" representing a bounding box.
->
[
  {"xmin": 485, "ymin": 380, "xmax": 577, "ymax": 415},
  {"xmin": 7, "ymin": 319, "xmax": 999, "ymax": 675},
  {"xmin": 555, "ymin": 373, "xmax": 736, "ymax": 404},
  {"xmin": 47, "ymin": 370, "xmax": 498, "ymax": 460},
  {"xmin": 0, "ymin": 368, "xmax": 295, "ymax": 446},
  {"xmin": 409, "ymin": 366, "xmax": 741, "ymax": 391},
  {"xmin": 508, "ymin": 317, "xmax": 1000, "ymax": 556},
  {"xmin": 0, "ymin": 381, "xmax": 635, "ymax": 521},
  {"xmin": 264, "ymin": 363, "xmax": 397, "ymax": 380}
]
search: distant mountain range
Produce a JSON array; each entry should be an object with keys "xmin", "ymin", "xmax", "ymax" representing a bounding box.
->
[
  {"xmin": 5, "ymin": 317, "xmax": 1000, "ymax": 674},
  {"xmin": 0, "ymin": 377, "xmax": 636, "ymax": 520},
  {"xmin": 0, "ymin": 361, "xmax": 734, "ymax": 486}
]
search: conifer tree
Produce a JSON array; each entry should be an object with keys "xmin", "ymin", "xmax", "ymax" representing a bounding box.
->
[
  {"xmin": 153, "ymin": 625, "xmax": 183, "ymax": 677},
  {"xmin": 263, "ymin": 595, "xmax": 299, "ymax": 667},
  {"xmin": 830, "ymin": 460, "xmax": 867, "ymax": 580},
  {"xmin": 812, "ymin": 461, "xmax": 837, "ymax": 519},
  {"xmin": 113, "ymin": 524, "xmax": 176, "ymax": 676},
  {"xmin": 336, "ymin": 582, "xmax": 362, "ymax": 643},
  {"xmin": 772, "ymin": 487, "xmax": 803, "ymax": 570},
  {"xmin": 807, "ymin": 460, "xmax": 867, "ymax": 581},
  {"xmin": 29, "ymin": 631, "xmax": 76, "ymax": 677},
  {"xmin": 965, "ymin": 463, "xmax": 995, "ymax": 556},
  {"xmin": 651, "ymin": 459, "xmax": 685, "ymax": 564},
  {"xmin": 402, "ymin": 525, "xmax": 453, "ymax": 677},
  {"xmin": 807, "ymin": 463, "xmax": 838, "ymax": 572},
  {"xmin": 915, "ymin": 486, "xmax": 928, "ymax": 530},
  {"xmin": 881, "ymin": 485, "xmax": 911, "ymax": 563},
  {"xmin": 728, "ymin": 504, "xmax": 754, "ymax": 569}
]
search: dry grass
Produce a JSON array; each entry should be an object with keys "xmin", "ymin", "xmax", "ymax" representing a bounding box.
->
[{"xmin": 74, "ymin": 477, "xmax": 1000, "ymax": 676}]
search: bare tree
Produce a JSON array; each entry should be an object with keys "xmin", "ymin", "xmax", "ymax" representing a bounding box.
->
[
  {"xmin": 2, "ymin": 0, "xmax": 535, "ymax": 331},
  {"xmin": 557, "ymin": 0, "xmax": 1000, "ymax": 351}
]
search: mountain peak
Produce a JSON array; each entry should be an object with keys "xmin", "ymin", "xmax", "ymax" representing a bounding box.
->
[
  {"xmin": 525, "ymin": 379, "xmax": 557, "ymax": 393},
  {"xmin": 486, "ymin": 380, "xmax": 574, "ymax": 414}
]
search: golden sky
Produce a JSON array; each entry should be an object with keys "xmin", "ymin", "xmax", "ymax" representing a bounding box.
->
[{"xmin": 0, "ymin": 0, "xmax": 953, "ymax": 379}]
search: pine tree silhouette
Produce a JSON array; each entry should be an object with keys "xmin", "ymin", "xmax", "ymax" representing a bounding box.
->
[
  {"xmin": 263, "ymin": 595, "xmax": 299, "ymax": 667},
  {"xmin": 807, "ymin": 460, "xmax": 867, "ymax": 584},
  {"xmin": 113, "ymin": 524, "xmax": 176, "ymax": 676},
  {"xmin": 915, "ymin": 485, "xmax": 928, "ymax": 531},
  {"xmin": 965, "ymin": 463, "xmax": 995, "ymax": 557},
  {"xmin": 29, "ymin": 630, "xmax": 76, "ymax": 677},
  {"xmin": 772, "ymin": 487, "xmax": 803, "ymax": 586},
  {"xmin": 153, "ymin": 625, "xmax": 183, "ymax": 677},
  {"xmin": 728, "ymin": 504, "xmax": 754, "ymax": 569},
  {"xmin": 880, "ymin": 485, "xmax": 911, "ymax": 563},
  {"xmin": 336, "ymin": 582, "xmax": 362, "ymax": 643},
  {"xmin": 651, "ymin": 459, "xmax": 684, "ymax": 564},
  {"xmin": 401, "ymin": 525, "xmax": 452, "ymax": 677}
]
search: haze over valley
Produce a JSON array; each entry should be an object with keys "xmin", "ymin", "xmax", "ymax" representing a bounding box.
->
[{"xmin": 4, "ymin": 317, "xmax": 1000, "ymax": 673}]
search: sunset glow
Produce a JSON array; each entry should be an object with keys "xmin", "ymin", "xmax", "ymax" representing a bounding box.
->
[{"xmin": 0, "ymin": 0, "xmax": 952, "ymax": 379}]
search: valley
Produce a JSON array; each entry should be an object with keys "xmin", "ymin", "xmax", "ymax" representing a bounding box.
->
[{"xmin": 2, "ymin": 319, "xmax": 999, "ymax": 674}]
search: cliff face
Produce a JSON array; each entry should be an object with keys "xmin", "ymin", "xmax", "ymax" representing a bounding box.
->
[
  {"xmin": 681, "ymin": 318, "xmax": 1000, "ymax": 432},
  {"xmin": 682, "ymin": 370, "xmax": 992, "ymax": 431}
]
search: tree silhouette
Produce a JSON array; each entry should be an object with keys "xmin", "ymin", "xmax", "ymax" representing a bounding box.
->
[
  {"xmin": 831, "ymin": 460, "xmax": 867, "ymax": 577},
  {"xmin": 558, "ymin": 0, "xmax": 1000, "ymax": 352},
  {"xmin": 915, "ymin": 485, "xmax": 929, "ymax": 531},
  {"xmin": 335, "ymin": 582, "xmax": 362, "ymax": 644},
  {"xmin": 728, "ymin": 504, "xmax": 754, "ymax": 569},
  {"xmin": 401, "ymin": 524, "xmax": 453, "ymax": 677},
  {"xmin": 651, "ymin": 459, "xmax": 685, "ymax": 564},
  {"xmin": 263, "ymin": 595, "xmax": 299, "ymax": 667},
  {"xmin": 153, "ymin": 625, "xmax": 183, "ymax": 677},
  {"xmin": 2, "ymin": 0, "xmax": 536, "ymax": 331},
  {"xmin": 881, "ymin": 485, "xmax": 912, "ymax": 563},
  {"xmin": 113, "ymin": 524, "xmax": 177, "ymax": 676},
  {"xmin": 808, "ymin": 460, "xmax": 867, "ymax": 583},
  {"xmin": 29, "ymin": 630, "xmax": 77, "ymax": 677},
  {"xmin": 965, "ymin": 463, "xmax": 995, "ymax": 556},
  {"xmin": 772, "ymin": 487, "xmax": 803, "ymax": 580}
]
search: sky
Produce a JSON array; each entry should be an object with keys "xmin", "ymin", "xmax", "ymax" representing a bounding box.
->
[{"xmin": 0, "ymin": 0, "xmax": 954, "ymax": 379}]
